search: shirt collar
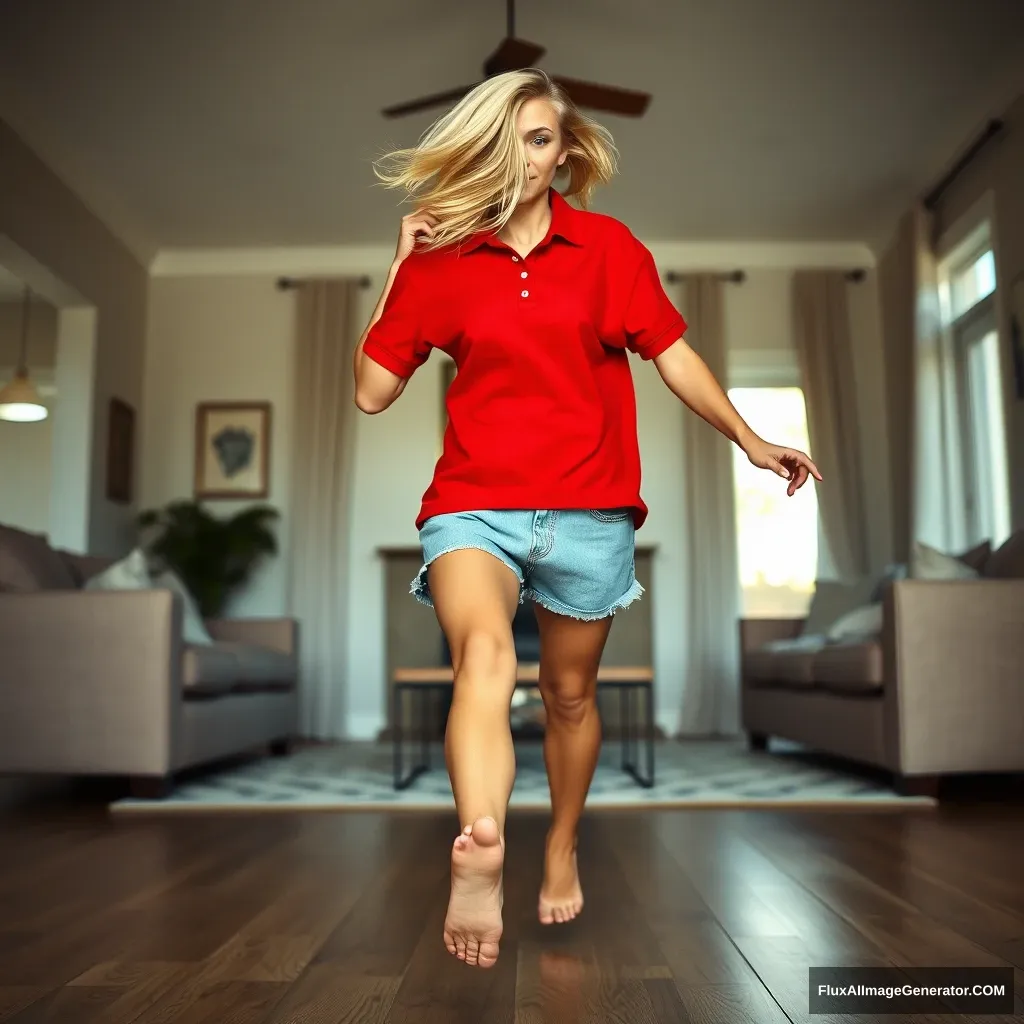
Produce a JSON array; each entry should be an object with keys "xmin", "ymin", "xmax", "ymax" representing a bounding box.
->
[{"xmin": 459, "ymin": 187, "xmax": 586, "ymax": 253}]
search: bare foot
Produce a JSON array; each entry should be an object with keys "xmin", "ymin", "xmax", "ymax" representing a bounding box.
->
[
  {"xmin": 444, "ymin": 816, "xmax": 504, "ymax": 967},
  {"xmin": 539, "ymin": 832, "xmax": 583, "ymax": 924}
]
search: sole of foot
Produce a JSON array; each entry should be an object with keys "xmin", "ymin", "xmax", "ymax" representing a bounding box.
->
[
  {"xmin": 539, "ymin": 839, "xmax": 583, "ymax": 925},
  {"xmin": 443, "ymin": 816, "xmax": 504, "ymax": 968}
]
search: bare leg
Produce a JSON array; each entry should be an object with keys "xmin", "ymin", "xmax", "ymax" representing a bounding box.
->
[
  {"xmin": 429, "ymin": 548, "xmax": 520, "ymax": 968},
  {"xmin": 534, "ymin": 603, "xmax": 614, "ymax": 924}
]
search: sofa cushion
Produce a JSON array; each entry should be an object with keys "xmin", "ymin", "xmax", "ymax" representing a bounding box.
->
[
  {"xmin": 0, "ymin": 524, "xmax": 77, "ymax": 592},
  {"xmin": 800, "ymin": 578, "xmax": 877, "ymax": 638},
  {"xmin": 152, "ymin": 569, "xmax": 214, "ymax": 646},
  {"xmin": 220, "ymin": 642, "xmax": 296, "ymax": 688},
  {"xmin": 744, "ymin": 647, "xmax": 821, "ymax": 688},
  {"xmin": 183, "ymin": 643, "xmax": 239, "ymax": 695},
  {"xmin": 84, "ymin": 548, "xmax": 152, "ymax": 592},
  {"xmin": 825, "ymin": 602, "xmax": 882, "ymax": 643},
  {"xmin": 55, "ymin": 551, "xmax": 116, "ymax": 587},
  {"xmin": 983, "ymin": 529, "xmax": 1024, "ymax": 579},
  {"xmin": 813, "ymin": 640, "xmax": 883, "ymax": 694},
  {"xmin": 182, "ymin": 641, "xmax": 296, "ymax": 697},
  {"xmin": 910, "ymin": 540, "xmax": 981, "ymax": 580}
]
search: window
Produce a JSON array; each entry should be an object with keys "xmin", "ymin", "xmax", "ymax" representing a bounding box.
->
[
  {"xmin": 938, "ymin": 225, "xmax": 1011, "ymax": 547},
  {"xmin": 729, "ymin": 386, "xmax": 820, "ymax": 618}
]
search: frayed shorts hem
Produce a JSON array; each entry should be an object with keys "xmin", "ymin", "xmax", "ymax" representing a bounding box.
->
[
  {"xmin": 409, "ymin": 542, "xmax": 526, "ymax": 609},
  {"xmin": 409, "ymin": 539, "xmax": 645, "ymax": 622},
  {"xmin": 524, "ymin": 577, "xmax": 645, "ymax": 621}
]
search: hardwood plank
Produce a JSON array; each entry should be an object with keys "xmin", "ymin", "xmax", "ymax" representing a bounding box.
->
[{"xmin": 2, "ymin": 782, "xmax": 1024, "ymax": 1022}]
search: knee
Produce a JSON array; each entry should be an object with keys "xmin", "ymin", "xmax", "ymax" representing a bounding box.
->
[
  {"xmin": 542, "ymin": 677, "xmax": 595, "ymax": 725},
  {"xmin": 453, "ymin": 630, "xmax": 516, "ymax": 689}
]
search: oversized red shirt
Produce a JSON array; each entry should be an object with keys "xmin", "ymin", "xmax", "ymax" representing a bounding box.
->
[{"xmin": 362, "ymin": 187, "xmax": 687, "ymax": 531}]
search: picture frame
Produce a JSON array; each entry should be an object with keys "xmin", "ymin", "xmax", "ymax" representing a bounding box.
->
[
  {"xmin": 106, "ymin": 397, "xmax": 134, "ymax": 504},
  {"xmin": 194, "ymin": 401, "xmax": 272, "ymax": 500}
]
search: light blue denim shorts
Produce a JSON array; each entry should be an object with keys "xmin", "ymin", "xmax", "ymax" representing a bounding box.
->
[{"xmin": 410, "ymin": 508, "xmax": 644, "ymax": 621}]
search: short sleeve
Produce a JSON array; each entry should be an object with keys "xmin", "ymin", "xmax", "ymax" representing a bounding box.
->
[
  {"xmin": 623, "ymin": 239, "xmax": 687, "ymax": 360},
  {"xmin": 362, "ymin": 257, "xmax": 434, "ymax": 378}
]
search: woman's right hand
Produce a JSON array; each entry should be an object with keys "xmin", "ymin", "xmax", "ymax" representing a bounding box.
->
[{"xmin": 394, "ymin": 210, "xmax": 439, "ymax": 264}]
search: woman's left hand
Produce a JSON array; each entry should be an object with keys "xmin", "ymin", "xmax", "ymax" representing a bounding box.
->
[{"xmin": 742, "ymin": 437, "xmax": 822, "ymax": 496}]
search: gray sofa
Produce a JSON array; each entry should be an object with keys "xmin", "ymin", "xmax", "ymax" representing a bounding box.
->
[
  {"xmin": 740, "ymin": 530, "xmax": 1024, "ymax": 796},
  {"xmin": 0, "ymin": 523, "xmax": 299, "ymax": 798}
]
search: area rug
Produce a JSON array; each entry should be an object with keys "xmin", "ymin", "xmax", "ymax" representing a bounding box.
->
[{"xmin": 108, "ymin": 740, "xmax": 936, "ymax": 812}]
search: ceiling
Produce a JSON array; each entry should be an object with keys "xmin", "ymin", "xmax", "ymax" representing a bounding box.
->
[{"xmin": 1, "ymin": 0, "xmax": 1023, "ymax": 263}]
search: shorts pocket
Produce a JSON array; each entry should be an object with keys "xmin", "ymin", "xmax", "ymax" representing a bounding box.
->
[{"xmin": 588, "ymin": 507, "xmax": 632, "ymax": 523}]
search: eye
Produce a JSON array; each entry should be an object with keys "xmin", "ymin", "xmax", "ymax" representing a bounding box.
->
[{"xmin": 532, "ymin": 136, "xmax": 549, "ymax": 146}]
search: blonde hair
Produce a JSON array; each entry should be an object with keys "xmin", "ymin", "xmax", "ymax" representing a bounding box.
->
[{"xmin": 372, "ymin": 69, "xmax": 618, "ymax": 251}]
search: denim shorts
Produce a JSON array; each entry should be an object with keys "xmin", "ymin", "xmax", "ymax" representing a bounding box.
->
[{"xmin": 410, "ymin": 508, "xmax": 644, "ymax": 621}]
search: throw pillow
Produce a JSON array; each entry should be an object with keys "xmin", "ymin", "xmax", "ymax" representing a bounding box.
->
[
  {"xmin": 84, "ymin": 547, "xmax": 152, "ymax": 591},
  {"xmin": 152, "ymin": 569, "xmax": 214, "ymax": 646},
  {"xmin": 825, "ymin": 602, "xmax": 883, "ymax": 643},
  {"xmin": 910, "ymin": 541, "xmax": 980, "ymax": 581},
  {"xmin": 800, "ymin": 577, "xmax": 877, "ymax": 637}
]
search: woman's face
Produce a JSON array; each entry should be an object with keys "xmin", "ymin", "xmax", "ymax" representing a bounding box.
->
[{"xmin": 517, "ymin": 96, "xmax": 567, "ymax": 204}]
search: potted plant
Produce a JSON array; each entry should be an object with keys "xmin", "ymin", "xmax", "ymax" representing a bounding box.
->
[{"xmin": 137, "ymin": 499, "xmax": 279, "ymax": 618}]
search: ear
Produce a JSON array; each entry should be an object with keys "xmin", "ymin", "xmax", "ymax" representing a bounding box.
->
[{"xmin": 557, "ymin": 150, "xmax": 567, "ymax": 167}]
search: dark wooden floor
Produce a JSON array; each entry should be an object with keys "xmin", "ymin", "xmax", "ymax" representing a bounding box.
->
[{"xmin": 1, "ymin": 801, "xmax": 1023, "ymax": 1022}]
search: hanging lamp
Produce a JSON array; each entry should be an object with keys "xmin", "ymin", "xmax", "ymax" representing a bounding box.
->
[{"xmin": 0, "ymin": 285, "xmax": 48, "ymax": 423}]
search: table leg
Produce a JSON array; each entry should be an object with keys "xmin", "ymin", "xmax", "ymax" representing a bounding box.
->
[
  {"xmin": 393, "ymin": 686, "xmax": 430, "ymax": 790},
  {"xmin": 621, "ymin": 684, "xmax": 655, "ymax": 789}
]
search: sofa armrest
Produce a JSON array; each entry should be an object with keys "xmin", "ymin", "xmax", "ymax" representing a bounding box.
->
[
  {"xmin": 204, "ymin": 617, "xmax": 298, "ymax": 655},
  {"xmin": 0, "ymin": 589, "xmax": 182, "ymax": 774},
  {"xmin": 885, "ymin": 579, "xmax": 1024, "ymax": 774},
  {"xmin": 738, "ymin": 617, "xmax": 805, "ymax": 654}
]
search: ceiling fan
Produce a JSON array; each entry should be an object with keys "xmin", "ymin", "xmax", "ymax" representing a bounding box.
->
[{"xmin": 381, "ymin": 0, "xmax": 651, "ymax": 119}]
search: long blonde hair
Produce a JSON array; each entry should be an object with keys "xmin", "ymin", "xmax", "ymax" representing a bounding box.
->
[{"xmin": 372, "ymin": 69, "xmax": 618, "ymax": 251}]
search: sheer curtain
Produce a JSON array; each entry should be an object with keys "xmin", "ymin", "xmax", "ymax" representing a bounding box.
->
[
  {"xmin": 677, "ymin": 274, "xmax": 743, "ymax": 736},
  {"xmin": 288, "ymin": 278, "xmax": 362, "ymax": 739},
  {"xmin": 792, "ymin": 271, "xmax": 871, "ymax": 580}
]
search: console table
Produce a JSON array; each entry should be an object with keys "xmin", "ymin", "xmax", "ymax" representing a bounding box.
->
[{"xmin": 392, "ymin": 662, "xmax": 655, "ymax": 791}]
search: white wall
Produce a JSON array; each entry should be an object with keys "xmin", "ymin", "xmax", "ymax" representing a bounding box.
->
[
  {"xmin": 1, "ymin": 119, "xmax": 148, "ymax": 557},
  {"xmin": 142, "ymin": 276, "xmax": 296, "ymax": 616},
  {"xmin": 0, "ymin": 298, "xmax": 57, "ymax": 534},
  {"xmin": 147, "ymin": 240, "xmax": 881, "ymax": 738}
]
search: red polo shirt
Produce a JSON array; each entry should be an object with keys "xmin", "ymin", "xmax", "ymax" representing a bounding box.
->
[{"xmin": 362, "ymin": 187, "xmax": 687, "ymax": 531}]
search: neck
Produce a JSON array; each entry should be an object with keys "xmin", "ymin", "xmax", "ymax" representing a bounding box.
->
[{"xmin": 499, "ymin": 187, "xmax": 552, "ymax": 249}]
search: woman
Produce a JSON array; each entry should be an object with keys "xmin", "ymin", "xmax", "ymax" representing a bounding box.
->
[{"xmin": 354, "ymin": 69, "xmax": 821, "ymax": 969}]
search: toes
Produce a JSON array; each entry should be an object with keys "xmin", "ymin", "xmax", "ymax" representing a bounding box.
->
[
  {"xmin": 456, "ymin": 937, "xmax": 467, "ymax": 960},
  {"xmin": 465, "ymin": 938, "xmax": 480, "ymax": 966},
  {"xmin": 539, "ymin": 904, "xmax": 554, "ymax": 925},
  {"xmin": 479, "ymin": 941, "xmax": 500, "ymax": 968}
]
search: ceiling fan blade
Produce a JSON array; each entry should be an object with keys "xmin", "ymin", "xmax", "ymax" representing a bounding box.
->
[
  {"xmin": 381, "ymin": 83, "xmax": 481, "ymax": 118},
  {"xmin": 483, "ymin": 37, "xmax": 546, "ymax": 77},
  {"xmin": 549, "ymin": 75, "xmax": 651, "ymax": 116}
]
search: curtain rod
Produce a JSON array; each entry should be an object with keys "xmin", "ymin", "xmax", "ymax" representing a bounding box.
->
[
  {"xmin": 277, "ymin": 275, "xmax": 371, "ymax": 290},
  {"xmin": 924, "ymin": 118, "xmax": 1004, "ymax": 211},
  {"xmin": 665, "ymin": 269, "xmax": 866, "ymax": 284}
]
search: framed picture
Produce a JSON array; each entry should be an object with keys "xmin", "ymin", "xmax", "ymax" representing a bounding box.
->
[
  {"xmin": 194, "ymin": 401, "xmax": 271, "ymax": 500},
  {"xmin": 106, "ymin": 397, "xmax": 134, "ymax": 504}
]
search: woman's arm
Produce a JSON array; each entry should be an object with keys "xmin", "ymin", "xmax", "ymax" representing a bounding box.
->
[
  {"xmin": 353, "ymin": 260, "xmax": 408, "ymax": 414},
  {"xmin": 653, "ymin": 338, "xmax": 822, "ymax": 495},
  {"xmin": 354, "ymin": 210, "xmax": 439, "ymax": 414}
]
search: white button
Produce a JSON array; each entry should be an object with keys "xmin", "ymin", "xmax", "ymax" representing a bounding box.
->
[
  {"xmin": 512, "ymin": 255, "xmax": 519, "ymax": 262},
  {"xmin": 521, "ymin": 289, "xmax": 529, "ymax": 297},
  {"xmin": 520, "ymin": 271, "xmax": 528, "ymax": 278}
]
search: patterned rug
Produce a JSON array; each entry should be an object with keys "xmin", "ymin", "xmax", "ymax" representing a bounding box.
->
[{"xmin": 108, "ymin": 740, "xmax": 936, "ymax": 812}]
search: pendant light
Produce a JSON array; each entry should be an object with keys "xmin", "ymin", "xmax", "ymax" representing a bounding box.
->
[{"xmin": 0, "ymin": 285, "xmax": 48, "ymax": 423}]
